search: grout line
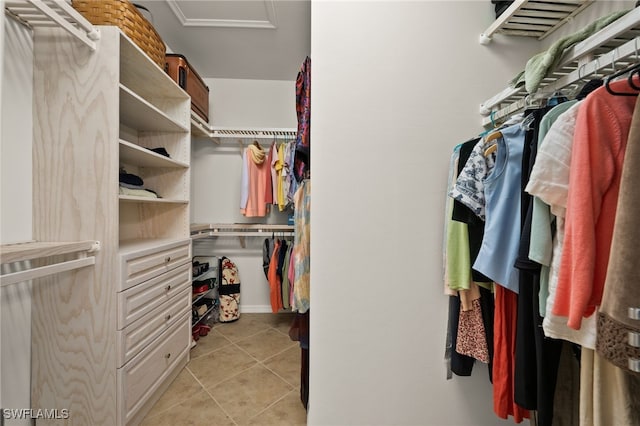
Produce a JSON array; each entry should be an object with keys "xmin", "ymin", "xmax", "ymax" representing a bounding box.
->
[
  {"xmin": 261, "ymin": 361, "xmax": 298, "ymax": 389},
  {"xmin": 147, "ymin": 314, "xmax": 298, "ymax": 426},
  {"xmin": 219, "ymin": 326, "xmax": 273, "ymax": 344},
  {"xmin": 246, "ymin": 389, "xmax": 298, "ymax": 423},
  {"xmin": 189, "ymin": 330, "xmax": 233, "ymax": 360},
  {"xmin": 186, "ymin": 365, "xmax": 240, "ymax": 426},
  {"xmin": 142, "ymin": 368, "xmax": 208, "ymax": 421},
  {"xmin": 203, "ymin": 387, "xmax": 240, "ymax": 426}
]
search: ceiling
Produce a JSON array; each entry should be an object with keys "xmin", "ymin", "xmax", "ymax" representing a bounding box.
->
[{"xmin": 134, "ymin": 0, "xmax": 311, "ymax": 81}]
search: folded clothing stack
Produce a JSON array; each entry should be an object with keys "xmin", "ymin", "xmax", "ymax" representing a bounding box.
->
[{"xmin": 119, "ymin": 168, "xmax": 159, "ymax": 198}]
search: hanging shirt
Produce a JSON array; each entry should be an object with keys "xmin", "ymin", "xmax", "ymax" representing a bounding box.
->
[
  {"xmin": 269, "ymin": 142, "xmax": 278, "ymax": 204},
  {"xmin": 240, "ymin": 144, "xmax": 271, "ymax": 217},
  {"xmin": 449, "ymin": 139, "xmax": 496, "ymax": 221},
  {"xmin": 446, "ymin": 150, "xmax": 472, "ymax": 292},
  {"xmin": 282, "ymin": 141, "xmax": 293, "ymax": 207},
  {"xmin": 282, "ymin": 244, "xmax": 292, "ymax": 309},
  {"xmin": 473, "ymin": 122, "xmax": 526, "ymax": 292},
  {"xmin": 268, "ymin": 240, "xmax": 283, "ymax": 313},
  {"xmin": 526, "ymin": 102, "xmax": 596, "ymax": 348},
  {"xmin": 240, "ymin": 149, "xmax": 249, "ymax": 209},
  {"xmin": 264, "ymin": 143, "xmax": 275, "ymax": 205},
  {"xmin": 292, "ymin": 179, "xmax": 311, "ymax": 313},
  {"xmin": 553, "ymin": 80, "xmax": 637, "ymax": 330},
  {"xmin": 294, "ymin": 56, "xmax": 311, "ymax": 181},
  {"xmin": 276, "ymin": 143, "xmax": 287, "ymax": 211},
  {"xmin": 527, "ymin": 100, "xmax": 578, "ymax": 317}
]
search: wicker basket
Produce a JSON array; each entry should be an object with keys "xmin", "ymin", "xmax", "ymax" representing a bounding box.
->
[{"xmin": 72, "ymin": 0, "xmax": 166, "ymax": 68}]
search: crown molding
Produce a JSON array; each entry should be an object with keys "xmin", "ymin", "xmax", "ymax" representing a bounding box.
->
[{"xmin": 166, "ymin": 0, "xmax": 278, "ymax": 29}]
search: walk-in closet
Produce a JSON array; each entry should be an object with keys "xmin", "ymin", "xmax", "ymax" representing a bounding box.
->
[{"xmin": 2, "ymin": 1, "xmax": 640, "ymax": 425}]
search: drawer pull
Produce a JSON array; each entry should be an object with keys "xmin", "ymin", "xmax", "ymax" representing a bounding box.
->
[
  {"xmin": 165, "ymin": 256, "xmax": 171, "ymax": 263},
  {"xmin": 630, "ymin": 307, "xmax": 640, "ymax": 321},
  {"xmin": 165, "ymin": 284, "xmax": 171, "ymax": 291},
  {"xmin": 165, "ymin": 353, "xmax": 171, "ymax": 359},
  {"xmin": 630, "ymin": 358, "xmax": 640, "ymax": 373},
  {"xmin": 629, "ymin": 332, "xmax": 640, "ymax": 348},
  {"xmin": 165, "ymin": 314, "xmax": 172, "ymax": 321}
]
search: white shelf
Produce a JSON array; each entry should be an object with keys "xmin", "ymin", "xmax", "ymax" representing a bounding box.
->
[
  {"xmin": 189, "ymin": 112, "xmax": 296, "ymax": 142},
  {"xmin": 119, "ymin": 140, "xmax": 188, "ymax": 168},
  {"xmin": 480, "ymin": 7, "xmax": 640, "ymax": 126},
  {"xmin": 480, "ymin": 0, "xmax": 594, "ymax": 44},
  {"xmin": 119, "ymin": 31, "xmax": 189, "ymax": 102},
  {"xmin": 120, "ymin": 85, "xmax": 189, "ymax": 133},
  {"xmin": 5, "ymin": 0, "xmax": 99, "ymax": 50},
  {"xmin": 119, "ymin": 195, "xmax": 188, "ymax": 204},
  {"xmin": 211, "ymin": 127, "xmax": 297, "ymax": 140},
  {"xmin": 190, "ymin": 112, "xmax": 216, "ymax": 139}
]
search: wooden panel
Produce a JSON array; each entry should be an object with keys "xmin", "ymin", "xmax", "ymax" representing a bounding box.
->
[
  {"xmin": 117, "ymin": 314, "xmax": 190, "ymax": 425},
  {"xmin": 120, "ymin": 239, "xmax": 191, "ymax": 291},
  {"xmin": 117, "ymin": 262, "xmax": 190, "ymax": 328},
  {"xmin": 119, "ymin": 204, "xmax": 190, "ymax": 242},
  {"xmin": 116, "ymin": 287, "xmax": 190, "ymax": 367},
  {"xmin": 0, "ymin": 240, "xmax": 96, "ymax": 263},
  {"xmin": 31, "ymin": 27, "xmax": 120, "ymax": 425}
]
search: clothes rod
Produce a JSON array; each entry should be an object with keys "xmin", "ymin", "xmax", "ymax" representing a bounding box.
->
[
  {"xmin": 191, "ymin": 223, "xmax": 293, "ymax": 232},
  {"xmin": 192, "ymin": 231, "xmax": 294, "ymax": 240},
  {"xmin": 1, "ymin": 256, "xmax": 96, "ymax": 287}
]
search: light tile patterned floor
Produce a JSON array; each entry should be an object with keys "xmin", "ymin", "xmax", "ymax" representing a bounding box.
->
[{"xmin": 141, "ymin": 313, "xmax": 307, "ymax": 426}]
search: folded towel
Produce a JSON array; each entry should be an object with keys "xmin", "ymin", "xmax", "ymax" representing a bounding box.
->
[
  {"xmin": 119, "ymin": 186, "xmax": 159, "ymax": 198},
  {"xmin": 510, "ymin": 10, "xmax": 629, "ymax": 94}
]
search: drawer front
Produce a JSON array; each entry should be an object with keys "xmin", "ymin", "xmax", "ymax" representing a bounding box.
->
[
  {"xmin": 118, "ymin": 313, "xmax": 190, "ymax": 425},
  {"xmin": 121, "ymin": 241, "xmax": 191, "ymax": 291},
  {"xmin": 118, "ymin": 263, "xmax": 190, "ymax": 330},
  {"xmin": 117, "ymin": 288, "xmax": 191, "ymax": 367}
]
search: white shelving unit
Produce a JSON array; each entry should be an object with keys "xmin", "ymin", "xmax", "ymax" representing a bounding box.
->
[
  {"xmin": 479, "ymin": 0, "xmax": 594, "ymax": 44},
  {"xmin": 25, "ymin": 20, "xmax": 192, "ymax": 424},
  {"xmin": 480, "ymin": 6, "xmax": 640, "ymax": 126},
  {"xmin": 4, "ymin": 0, "xmax": 99, "ymax": 49}
]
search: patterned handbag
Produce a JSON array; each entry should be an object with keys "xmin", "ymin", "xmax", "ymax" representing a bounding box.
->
[{"xmin": 218, "ymin": 256, "xmax": 241, "ymax": 322}]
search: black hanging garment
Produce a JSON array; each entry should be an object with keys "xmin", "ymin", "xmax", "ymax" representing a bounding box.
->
[
  {"xmin": 491, "ymin": 0, "xmax": 514, "ymax": 18},
  {"xmin": 513, "ymin": 108, "xmax": 563, "ymax": 426},
  {"xmin": 218, "ymin": 256, "xmax": 241, "ymax": 323}
]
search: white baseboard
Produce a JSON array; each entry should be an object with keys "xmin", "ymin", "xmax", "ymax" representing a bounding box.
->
[{"xmin": 240, "ymin": 305, "xmax": 273, "ymax": 313}]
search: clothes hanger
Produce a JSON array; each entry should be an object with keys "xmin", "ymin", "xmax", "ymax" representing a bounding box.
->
[
  {"xmin": 483, "ymin": 130, "xmax": 502, "ymax": 157},
  {"xmin": 605, "ymin": 62, "xmax": 640, "ymax": 96},
  {"xmin": 626, "ymin": 40, "xmax": 640, "ymax": 91}
]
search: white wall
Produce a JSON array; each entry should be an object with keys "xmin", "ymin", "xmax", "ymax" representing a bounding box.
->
[
  {"xmin": 191, "ymin": 77, "xmax": 297, "ymax": 312},
  {"xmin": 1, "ymin": 14, "xmax": 33, "ymax": 425},
  {"xmin": 0, "ymin": 0, "xmax": 4, "ymax": 412},
  {"xmin": 309, "ymin": 2, "xmax": 541, "ymax": 425},
  {"xmin": 1, "ymin": 16, "xmax": 32, "ymax": 244}
]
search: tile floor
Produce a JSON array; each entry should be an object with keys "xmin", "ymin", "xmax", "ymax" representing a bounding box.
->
[{"xmin": 142, "ymin": 313, "xmax": 307, "ymax": 426}]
